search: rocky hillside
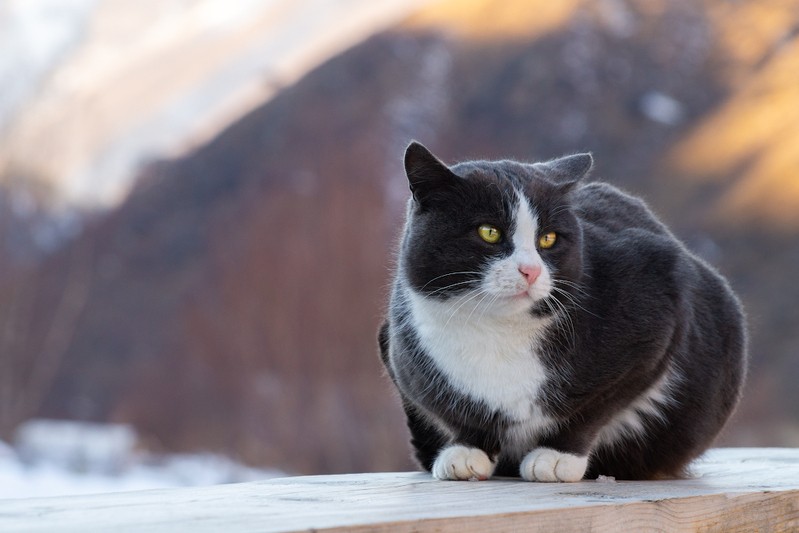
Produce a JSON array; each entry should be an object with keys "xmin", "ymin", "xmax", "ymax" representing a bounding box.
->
[{"xmin": 3, "ymin": 0, "xmax": 799, "ymax": 473}]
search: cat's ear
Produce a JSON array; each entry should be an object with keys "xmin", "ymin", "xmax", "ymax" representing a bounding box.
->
[
  {"xmin": 533, "ymin": 153, "xmax": 593, "ymax": 190},
  {"xmin": 404, "ymin": 141, "xmax": 457, "ymax": 204}
]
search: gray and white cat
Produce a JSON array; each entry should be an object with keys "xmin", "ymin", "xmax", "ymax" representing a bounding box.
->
[{"xmin": 379, "ymin": 142, "xmax": 746, "ymax": 481}]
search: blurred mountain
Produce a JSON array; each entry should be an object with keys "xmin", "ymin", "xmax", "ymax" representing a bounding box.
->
[
  {"xmin": 0, "ymin": 0, "xmax": 426, "ymax": 259},
  {"xmin": 3, "ymin": 0, "xmax": 799, "ymax": 473}
]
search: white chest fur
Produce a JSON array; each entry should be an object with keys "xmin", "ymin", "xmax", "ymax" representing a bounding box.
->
[{"xmin": 407, "ymin": 291, "xmax": 553, "ymax": 426}]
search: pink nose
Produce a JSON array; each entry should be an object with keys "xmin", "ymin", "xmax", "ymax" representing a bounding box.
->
[{"xmin": 519, "ymin": 263, "xmax": 542, "ymax": 285}]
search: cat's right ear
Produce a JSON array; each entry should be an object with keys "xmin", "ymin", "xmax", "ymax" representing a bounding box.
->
[
  {"xmin": 532, "ymin": 153, "xmax": 593, "ymax": 192},
  {"xmin": 404, "ymin": 141, "xmax": 457, "ymax": 205}
]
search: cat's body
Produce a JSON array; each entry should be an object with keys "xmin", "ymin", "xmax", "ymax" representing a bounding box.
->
[{"xmin": 379, "ymin": 142, "xmax": 746, "ymax": 481}]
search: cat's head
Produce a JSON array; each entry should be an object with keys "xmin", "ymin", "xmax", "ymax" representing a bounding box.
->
[{"xmin": 400, "ymin": 141, "xmax": 591, "ymax": 318}]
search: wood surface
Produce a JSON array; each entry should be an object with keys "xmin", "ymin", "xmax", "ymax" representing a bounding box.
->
[{"xmin": 2, "ymin": 448, "xmax": 798, "ymax": 532}]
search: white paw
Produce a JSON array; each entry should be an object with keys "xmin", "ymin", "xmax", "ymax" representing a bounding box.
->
[
  {"xmin": 432, "ymin": 445, "xmax": 496, "ymax": 481},
  {"xmin": 520, "ymin": 447, "xmax": 588, "ymax": 482}
]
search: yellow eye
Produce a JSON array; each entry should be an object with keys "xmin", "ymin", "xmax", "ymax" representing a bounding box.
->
[
  {"xmin": 478, "ymin": 224, "xmax": 502, "ymax": 244},
  {"xmin": 539, "ymin": 232, "xmax": 557, "ymax": 249}
]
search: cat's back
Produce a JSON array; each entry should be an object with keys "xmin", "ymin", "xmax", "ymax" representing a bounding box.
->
[
  {"xmin": 572, "ymin": 181, "xmax": 670, "ymax": 237},
  {"xmin": 572, "ymin": 180, "xmax": 744, "ymax": 343},
  {"xmin": 571, "ymin": 180, "xmax": 708, "ymax": 325},
  {"xmin": 571, "ymin": 180, "xmax": 690, "ymax": 290}
]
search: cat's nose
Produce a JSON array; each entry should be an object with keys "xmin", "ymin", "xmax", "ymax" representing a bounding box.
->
[{"xmin": 519, "ymin": 264, "xmax": 542, "ymax": 285}]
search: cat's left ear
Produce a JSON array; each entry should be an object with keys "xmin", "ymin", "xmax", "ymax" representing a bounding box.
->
[{"xmin": 533, "ymin": 153, "xmax": 593, "ymax": 190}]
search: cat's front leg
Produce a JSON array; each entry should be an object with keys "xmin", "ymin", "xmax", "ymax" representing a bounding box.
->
[
  {"xmin": 432, "ymin": 444, "xmax": 496, "ymax": 481},
  {"xmin": 519, "ymin": 447, "xmax": 588, "ymax": 482}
]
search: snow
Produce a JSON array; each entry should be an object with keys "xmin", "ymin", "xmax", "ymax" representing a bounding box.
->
[
  {"xmin": 0, "ymin": 0, "xmax": 97, "ymax": 129},
  {"xmin": 639, "ymin": 91, "xmax": 685, "ymax": 125},
  {"xmin": 0, "ymin": 420, "xmax": 282, "ymax": 500},
  {"xmin": 383, "ymin": 37, "xmax": 452, "ymax": 216},
  {"xmin": 15, "ymin": 419, "xmax": 137, "ymax": 473},
  {"xmin": 597, "ymin": 0, "xmax": 636, "ymax": 38},
  {"xmin": 0, "ymin": 451, "xmax": 282, "ymax": 500},
  {"xmin": 0, "ymin": 0, "xmax": 431, "ymax": 214}
]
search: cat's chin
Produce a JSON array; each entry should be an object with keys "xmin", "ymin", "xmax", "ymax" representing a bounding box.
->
[
  {"xmin": 496, "ymin": 288, "xmax": 561, "ymax": 319},
  {"xmin": 491, "ymin": 292, "xmax": 539, "ymax": 317}
]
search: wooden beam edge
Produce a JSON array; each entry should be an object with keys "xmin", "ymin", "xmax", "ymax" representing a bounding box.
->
[{"xmin": 332, "ymin": 490, "xmax": 799, "ymax": 533}]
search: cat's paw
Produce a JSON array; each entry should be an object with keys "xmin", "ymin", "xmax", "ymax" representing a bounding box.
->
[
  {"xmin": 520, "ymin": 447, "xmax": 588, "ymax": 482},
  {"xmin": 432, "ymin": 445, "xmax": 495, "ymax": 481}
]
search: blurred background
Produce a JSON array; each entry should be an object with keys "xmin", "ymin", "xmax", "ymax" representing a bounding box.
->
[{"xmin": 1, "ymin": 0, "xmax": 798, "ymax": 497}]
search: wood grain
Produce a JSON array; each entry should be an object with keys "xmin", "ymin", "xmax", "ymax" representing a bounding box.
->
[{"xmin": 1, "ymin": 448, "xmax": 797, "ymax": 532}]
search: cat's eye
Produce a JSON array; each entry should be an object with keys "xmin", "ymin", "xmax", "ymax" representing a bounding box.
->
[
  {"xmin": 477, "ymin": 224, "xmax": 502, "ymax": 244},
  {"xmin": 539, "ymin": 232, "xmax": 557, "ymax": 249}
]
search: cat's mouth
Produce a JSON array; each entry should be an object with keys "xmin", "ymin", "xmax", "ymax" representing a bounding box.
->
[
  {"xmin": 507, "ymin": 283, "xmax": 551, "ymax": 302},
  {"xmin": 491, "ymin": 286, "xmax": 556, "ymax": 316},
  {"xmin": 494, "ymin": 288, "xmax": 538, "ymax": 313}
]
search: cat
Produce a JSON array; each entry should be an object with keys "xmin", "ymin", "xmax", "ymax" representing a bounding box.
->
[{"xmin": 379, "ymin": 141, "xmax": 747, "ymax": 481}]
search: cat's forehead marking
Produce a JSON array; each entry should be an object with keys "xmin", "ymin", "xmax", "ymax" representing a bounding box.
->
[
  {"xmin": 512, "ymin": 192, "xmax": 539, "ymax": 251},
  {"xmin": 452, "ymin": 163, "xmax": 532, "ymax": 213}
]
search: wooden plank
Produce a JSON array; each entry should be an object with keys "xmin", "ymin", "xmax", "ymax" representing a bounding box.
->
[{"xmin": 1, "ymin": 448, "xmax": 798, "ymax": 532}]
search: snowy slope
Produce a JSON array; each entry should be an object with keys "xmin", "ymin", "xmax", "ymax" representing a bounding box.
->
[
  {"xmin": 0, "ymin": 0, "xmax": 428, "ymax": 212},
  {"xmin": 0, "ymin": 420, "xmax": 281, "ymax": 499}
]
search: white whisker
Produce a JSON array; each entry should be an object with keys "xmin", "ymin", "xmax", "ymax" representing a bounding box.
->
[
  {"xmin": 421, "ymin": 271, "xmax": 483, "ymax": 292},
  {"xmin": 426, "ymin": 279, "xmax": 480, "ymax": 297},
  {"xmin": 551, "ymin": 286, "xmax": 600, "ymax": 318},
  {"xmin": 443, "ymin": 289, "xmax": 488, "ymax": 329}
]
